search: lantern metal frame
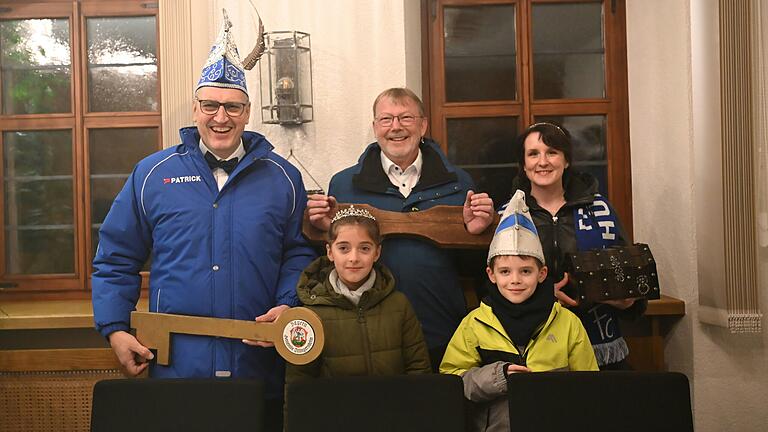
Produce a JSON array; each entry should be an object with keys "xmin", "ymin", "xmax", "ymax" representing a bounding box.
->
[{"xmin": 259, "ymin": 31, "xmax": 313, "ymax": 125}]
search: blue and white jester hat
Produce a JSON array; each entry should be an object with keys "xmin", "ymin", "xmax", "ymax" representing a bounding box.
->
[
  {"xmin": 487, "ymin": 189, "xmax": 545, "ymax": 265},
  {"xmin": 196, "ymin": 8, "xmax": 265, "ymax": 96}
]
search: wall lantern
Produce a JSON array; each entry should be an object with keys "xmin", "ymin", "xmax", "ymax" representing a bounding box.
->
[{"xmin": 259, "ymin": 31, "xmax": 313, "ymax": 125}]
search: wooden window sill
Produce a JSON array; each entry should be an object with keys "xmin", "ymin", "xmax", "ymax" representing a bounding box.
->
[{"xmin": 0, "ymin": 299, "xmax": 149, "ymax": 330}]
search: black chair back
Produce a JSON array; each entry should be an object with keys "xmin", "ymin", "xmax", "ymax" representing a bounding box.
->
[
  {"xmin": 91, "ymin": 378, "xmax": 264, "ymax": 432},
  {"xmin": 507, "ymin": 371, "xmax": 693, "ymax": 432},
  {"xmin": 285, "ymin": 374, "xmax": 466, "ymax": 432}
]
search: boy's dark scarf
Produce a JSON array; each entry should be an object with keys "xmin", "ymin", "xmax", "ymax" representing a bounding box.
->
[{"xmin": 484, "ymin": 277, "xmax": 555, "ymax": 349}]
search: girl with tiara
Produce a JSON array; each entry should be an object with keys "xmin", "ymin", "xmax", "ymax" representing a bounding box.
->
[{"xmin": 285, "ymin": 205, "xmax": 431, "ymax": 384}]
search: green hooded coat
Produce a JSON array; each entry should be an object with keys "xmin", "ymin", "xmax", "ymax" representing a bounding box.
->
[{"xmin": 285, "ymin": 256, "xmax": 432, "ymax": 384}]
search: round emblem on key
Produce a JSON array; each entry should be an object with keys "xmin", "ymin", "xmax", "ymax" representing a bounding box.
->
[
  {"xmin": 273, "ymin": 307, "xmax": 325, "ymax": 365},
  {"xmin": 283, "ymin": 318, "xmax": 316, "ymax": 355}
]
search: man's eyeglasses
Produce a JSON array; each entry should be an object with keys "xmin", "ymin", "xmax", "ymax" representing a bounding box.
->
[
  {"xmin": 374, "ymin": 114, "xmax": 422, "ymax": 127},
  {"xmin": 196, "ymin": 99, "xmax": 248, "ymax": 117}
]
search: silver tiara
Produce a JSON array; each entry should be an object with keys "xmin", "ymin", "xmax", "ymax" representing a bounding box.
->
[
  {"xmin": 528, "ymin": 122, "xmax": 565, "ymax": 136},
  {"xmin": 331, "ymin": 205, "xmax": 376, "ymax": 223}
]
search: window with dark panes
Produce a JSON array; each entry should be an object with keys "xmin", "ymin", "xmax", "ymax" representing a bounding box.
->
[
  {"xmin": 424, "ymin": 0, "xmax": 632, "ymax": 232},
  {"xmin": 0, "ymin": 1, "xmax": 160, "ymax": 297}
]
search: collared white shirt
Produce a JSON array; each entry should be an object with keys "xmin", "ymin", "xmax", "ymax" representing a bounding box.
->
[
  {"xmin": 380, "ymin": 150, "xmax": 422, "ymax": 198},
  {"xmin": 199, "ymin": 140, "xmax": 246, "ymax": 191}
]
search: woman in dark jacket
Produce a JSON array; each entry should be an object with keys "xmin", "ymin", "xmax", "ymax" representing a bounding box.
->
[{"xmin": 509, "ymin": 122, "xmax": 646, "ymax": 369}]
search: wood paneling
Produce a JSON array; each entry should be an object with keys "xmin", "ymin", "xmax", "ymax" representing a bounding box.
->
[{"xmin": 0, "ymin": 348, "xmax": 121, "ymax": 372}]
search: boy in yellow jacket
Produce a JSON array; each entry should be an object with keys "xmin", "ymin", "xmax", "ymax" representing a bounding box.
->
[{"xmin": 440, "ymin": 190, "xmax": 597, "ymax": 432}]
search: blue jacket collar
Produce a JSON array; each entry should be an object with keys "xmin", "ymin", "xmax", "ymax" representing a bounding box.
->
[
  {"xmin": 355, "ymin": 137, "xmax": 451, "ymax": 166},
  {"xmin": 352, "ymin": 138, "xmax": 458, "ymax": 194},
  {"xmin": 178, "ymin": 126, "xmax": 274, "ymax": 160}
]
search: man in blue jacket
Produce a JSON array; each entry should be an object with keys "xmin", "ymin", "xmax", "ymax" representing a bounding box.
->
[
  {"xmin": 91, "ymin": 10, "xmax": 314, "ymax": 412},
  {"xmin": 307, "ymin": 88, "xmax": 494, "ymax": 369}
]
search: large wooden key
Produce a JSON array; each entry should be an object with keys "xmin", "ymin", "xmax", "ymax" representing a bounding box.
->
[{"xmin": 130, "ymin": 307, "xmax": 324, "ymax": 366}]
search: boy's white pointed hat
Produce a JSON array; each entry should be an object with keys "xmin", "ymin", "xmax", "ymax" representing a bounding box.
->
[{"xmin": 487, "ymin": 189, "xmax": 545, "ymax": 265}]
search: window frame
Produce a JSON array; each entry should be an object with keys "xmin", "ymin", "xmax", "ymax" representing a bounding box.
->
[
  {"xmin": 0, "ymin": 0, "xmax": 161, "ymax": 299},
  {"xmin": 422, "ymin": 0, "xmax": 633, "ymax": 235}
]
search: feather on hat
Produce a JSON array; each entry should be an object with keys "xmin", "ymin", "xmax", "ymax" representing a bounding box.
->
[{"xmin": 196, "ymin": 8, "xmax": 265, "ymax": 96}]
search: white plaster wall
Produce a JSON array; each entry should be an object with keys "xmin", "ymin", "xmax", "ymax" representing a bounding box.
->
[
  {"xmin": 188, "ymin": 0, "xmax": 421, "ymax": 192},
  {"xmin": 691, "ymin": 0, "xmax": 728, "ymax": 327},
  {"xmin": 628, "ymin": 1, "xmax": 768, "ymax": 431}
]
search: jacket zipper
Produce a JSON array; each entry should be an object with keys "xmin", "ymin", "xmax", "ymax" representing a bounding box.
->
[
  {"xmin": 474, "ymin": 317, "xmax": 519, "ymax": 354},
  {"xmin": 475, "ymin": 313, "xmax": 551, "ymax": 368},
  {"xmin": 551, "ymin": 215, "xmax": 560, "ymax": 277},
  {"xmin": 519, "ymin": 324, "xmax": 547, "ymax": 367},
  {"xmin": 358, "ymin": 307, "xmax": 373, "ymax": 373}
]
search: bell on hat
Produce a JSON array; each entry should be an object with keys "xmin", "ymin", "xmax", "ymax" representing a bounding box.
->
[
  {"xmin": 196, "ymin": 8, "xmax": 266, "ymax": 96},
  {"xmin": 487, "ymin": 189, "xmax": 545, "ymax": 265}
]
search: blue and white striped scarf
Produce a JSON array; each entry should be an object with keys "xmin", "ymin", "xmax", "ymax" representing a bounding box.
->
[{"xmin": 573, "ymin": 195, "xmax": 629, "ymax": 366}]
